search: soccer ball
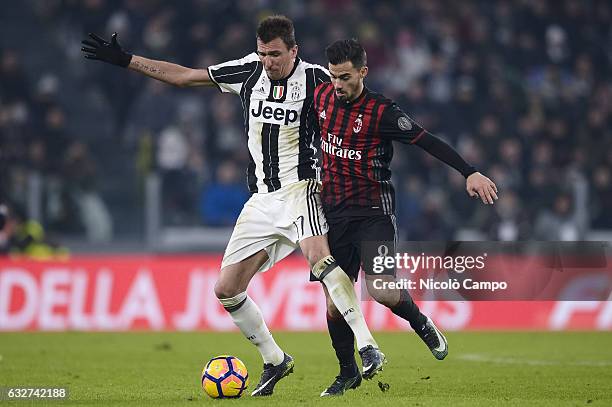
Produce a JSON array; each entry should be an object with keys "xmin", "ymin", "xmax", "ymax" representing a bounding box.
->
[{"xmin": 201, "ymin": 355, "xmax": 249, "ymax": 398}]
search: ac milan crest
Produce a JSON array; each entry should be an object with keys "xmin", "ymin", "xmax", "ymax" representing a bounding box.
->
[{"xmin": 353, "ymin": 114, "xmax": 363, "ymax": 133}]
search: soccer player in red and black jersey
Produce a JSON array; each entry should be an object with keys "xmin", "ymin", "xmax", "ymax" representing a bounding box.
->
[{"xmin": 313, "ymin": 39, "xmax": 498, "ymax": 397}]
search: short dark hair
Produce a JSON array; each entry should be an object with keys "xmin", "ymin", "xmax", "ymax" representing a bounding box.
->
[
  {"xmin": 256, "ymin": 15, "xmax": 296, "ymax": 49},
  {"xmin": 325, "ymin": 39, "xmax": 367, "ymax": 68}
]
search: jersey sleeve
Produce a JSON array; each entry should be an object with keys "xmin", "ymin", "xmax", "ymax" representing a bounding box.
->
[
  {"xmin": 313, "ymin": 66, "xmax": 330, "ymax": 85},
  {"xmin": 207, "ymin": 53, "xmax": 260, "ymax": 95},
  {"xmin": 378, "ymin": 102, "xmax": 476, "ymax": 177},
  {"xmin": 313, "ymin": 82, "xmax": 329, "ymax": 106},
  {"xmin": 378, "ymin": 102, "xmax": 427, "ymax": 144}
]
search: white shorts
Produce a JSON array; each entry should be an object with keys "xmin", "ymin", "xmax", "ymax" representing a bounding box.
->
[{"xmin": 221, "ymin": 179, "xmax": 329, "ymax": 272}]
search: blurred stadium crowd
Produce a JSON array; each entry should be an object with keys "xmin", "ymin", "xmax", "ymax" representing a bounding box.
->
[{"xmin": 1, "ymin": 0, "xmax": 611, "ymax": 250}]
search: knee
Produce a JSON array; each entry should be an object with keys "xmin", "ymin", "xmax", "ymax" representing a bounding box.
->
[
  {"xmin": 368, "ymin": 287, "xmax": 400, "ymax": 308},
  {"xmin": 300, "ymin": 237, "xmax": 331, "ymax": 269},
  {"xmin": 306, "ymin": 251, "xmax": 329, "ymax": 270},
  {"xmin": 214, "ymin": 278, "xmax": 239, "ymax": 299}
]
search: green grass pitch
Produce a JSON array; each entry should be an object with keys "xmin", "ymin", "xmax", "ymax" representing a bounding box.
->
[{"xmin": 1, "ymin": 331, "xmax": 611, "ymax": 406}]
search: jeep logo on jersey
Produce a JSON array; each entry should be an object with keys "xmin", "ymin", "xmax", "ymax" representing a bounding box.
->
[
  {"xmin": 273, "ymin": 85, "xmax": 284, "ymax": 99},
  {"xmin": 251, "ymin": 100, "xmax": 299, "ymax": 126},
  {"xmin": 353, "ymin": 114, "xmax": 363, "ymax": 133}
]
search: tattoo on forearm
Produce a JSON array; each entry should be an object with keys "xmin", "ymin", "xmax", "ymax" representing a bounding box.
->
[{"xmin": 133, "ymin": 60, "xmax": 166, "ymax": 76}]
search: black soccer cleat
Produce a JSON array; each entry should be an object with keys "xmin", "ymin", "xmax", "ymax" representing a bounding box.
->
[
  {"xmin": 320, "ymin": 374, "xmax": 362, "ymax": 397},
  {"xmin": 358, "ymin": 345, "xmax": 386, "ymax": 380},
  {"xmin": 417, "ymin": 317, "xmax": 448, "ymax": 360},
  {"xmin": 251, "ymin": 353, "xmax": 294, "ymax": 396}
]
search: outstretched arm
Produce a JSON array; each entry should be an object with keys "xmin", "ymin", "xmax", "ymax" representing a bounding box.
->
[
  {"xmin": 415, "ymin": 133, "xmax": 498, "ymax": 205},
  {"xmin": 378, "ymin": 104, "xmax": 499, "ymax": 205},
  {"xmin": 128, "ymin": 55, "xmax": 213, "ymax": 87},
  {"xmin": 81, "ymin": 32, "xmax": 213, "ymax": 87}
]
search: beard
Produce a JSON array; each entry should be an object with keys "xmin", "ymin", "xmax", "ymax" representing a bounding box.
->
[{"xmin": 335, "ymin": 90, "xmax": 348, "ymax": 101}]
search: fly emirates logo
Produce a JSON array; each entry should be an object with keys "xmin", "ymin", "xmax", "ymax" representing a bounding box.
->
[{"xmin": 321, "ymin": 133, "xmax": 362, "ymax": 160}]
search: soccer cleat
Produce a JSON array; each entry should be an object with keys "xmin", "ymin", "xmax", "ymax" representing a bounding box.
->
[
  {"xmin": 320, "ymin": 374, "xmax": 362, "ymax": 397},
  {"xmin": 251, "ymin": 353, "xmax": 294, "ymax": 396},
  {"xmin": 358, "ymin": 345, "xmax": 386, "ymax": 379},
  {"xmin": 417, "ymin": 317, "xmax": 448, "ymax": 360}
]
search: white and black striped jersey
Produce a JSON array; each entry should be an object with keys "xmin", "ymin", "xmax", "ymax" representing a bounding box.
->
[{"xmin": 208, "ymin": 53, "xmax": 329, "ymax": 193}]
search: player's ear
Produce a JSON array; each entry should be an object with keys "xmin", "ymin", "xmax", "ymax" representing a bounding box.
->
[
  {"xmin": 360, "ymin": 66, "xmax": 368, "ymax": 79},
  {"xmin": 290, "ymin": 45, "xmax": 298, "ymax": 58}
]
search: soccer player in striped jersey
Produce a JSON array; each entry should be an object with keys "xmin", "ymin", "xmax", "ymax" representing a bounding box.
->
[
  {"xmin": 313, "ymin": 39, "xmax": 498, "ymax": 397},
  {"xmin": 81, "ymin": 17, "xmax": 385, "ymax": 396}
]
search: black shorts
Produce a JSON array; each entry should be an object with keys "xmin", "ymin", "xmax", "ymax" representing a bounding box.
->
[{"xmin": 310, "ymin": 214, "xmax": 397, "ymax": 282}]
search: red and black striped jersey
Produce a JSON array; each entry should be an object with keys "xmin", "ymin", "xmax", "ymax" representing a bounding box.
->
[{"xmin": 314, "ymin": 83, "xmax": 426, "ymax": 217}]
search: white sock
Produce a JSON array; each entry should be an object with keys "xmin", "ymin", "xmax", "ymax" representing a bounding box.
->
[
  {"xmin": 219, "ymin": 292, "xmax": 285, "ymax": 366},
  {"xmin": 314, "ymin": 256, "xmax": 378, "ymax": 350}
]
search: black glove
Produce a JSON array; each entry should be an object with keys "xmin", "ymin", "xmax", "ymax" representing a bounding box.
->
[{"xmin": 81, "ymin": 32, "xmax": 132, "ymax": 68}]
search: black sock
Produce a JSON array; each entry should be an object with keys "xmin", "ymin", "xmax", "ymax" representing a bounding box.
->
[
  {"xmin": 390, "ymin": 290, "xmax": 427, "ymax": 331},
  {"xmin": 326, "ymin": 314, "xmax": 358, "ymax": 377}
]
